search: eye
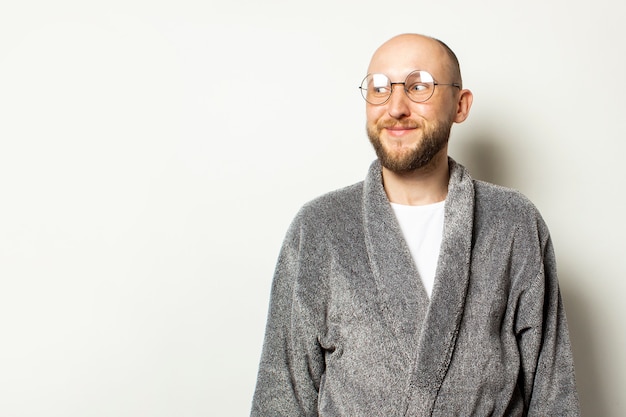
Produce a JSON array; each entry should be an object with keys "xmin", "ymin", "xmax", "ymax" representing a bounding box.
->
[
  {"xmin": 373, "ymin": 86, "xmax": 390, "ymax": 94},
  {"xmin": 408, "ymin": 83, "xmax": 429, "ymax": 92}
]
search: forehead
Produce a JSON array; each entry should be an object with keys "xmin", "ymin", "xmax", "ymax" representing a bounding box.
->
[{"xmin": 367, "ymin": 35, "xmax": 450, "ymax": 80}]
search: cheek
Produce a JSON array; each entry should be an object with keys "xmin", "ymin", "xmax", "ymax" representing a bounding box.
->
[
  {"xmin": 433, "ymin": 98, "xmax": 458, "ymax": 121},
  {"xmin": 366, "ymin": 105, "xmax": 384, "ymax": 125},
  {"xmin": 419, "ymin": 103, "xmax": 453, "ymax": 124}
]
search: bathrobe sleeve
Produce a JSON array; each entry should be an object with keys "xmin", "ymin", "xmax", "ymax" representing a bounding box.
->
[
  {"xmin": 516, "ymin": 232, "xmax": 580, "ymax": 416},
  {"xmin": 251, "ymin": 213, "xmax": 325, "ymax": 417}
]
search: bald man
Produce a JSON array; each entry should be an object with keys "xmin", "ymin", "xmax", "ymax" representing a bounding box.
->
[{"xmin": 251, "ymin": 34, "xmax": 580, "ymax": 416}]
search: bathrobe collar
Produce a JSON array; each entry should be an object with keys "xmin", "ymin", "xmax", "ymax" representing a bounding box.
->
[{"xmin": 362, "ymin": 158, "xmax": 475, "ymax": 415}]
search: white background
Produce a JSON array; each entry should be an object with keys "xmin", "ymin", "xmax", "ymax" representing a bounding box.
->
[{"xmin": 1, "ymin": 1, "xmax": 624, "ymax": 416}]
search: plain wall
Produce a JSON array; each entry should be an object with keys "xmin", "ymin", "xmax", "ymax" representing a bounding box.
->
[{"xmin": 1, "ymin": 1, "xmax": 624, "ymax": 416}]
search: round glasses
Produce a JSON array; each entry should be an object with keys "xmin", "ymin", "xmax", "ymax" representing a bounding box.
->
[{"xmin": 359, "ymin": 70, "xmax": 461, "ymax": 105}]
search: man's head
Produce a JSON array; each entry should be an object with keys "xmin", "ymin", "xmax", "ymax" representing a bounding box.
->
[{"xmin": 364, "ymin": 34, "xmax": 473, "ymax": 173}]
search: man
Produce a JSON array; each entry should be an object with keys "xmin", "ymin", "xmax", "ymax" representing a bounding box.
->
[{"xmin": 251, "ymin": 34, "xmax": 580, "ymax": 416}]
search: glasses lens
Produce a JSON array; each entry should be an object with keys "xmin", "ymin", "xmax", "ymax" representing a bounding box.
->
[
  {"xmin": 361, "ymin": 74, "xmax": 391, "ymax": 105},
  {"xmin": 405, "ymin": 70, "xmax": 435, "ymax": 103}
]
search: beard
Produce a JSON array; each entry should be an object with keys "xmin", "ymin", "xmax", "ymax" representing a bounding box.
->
[{"xmin": 367, "ymin": 119, "xmax": 452, "ymax": 173}]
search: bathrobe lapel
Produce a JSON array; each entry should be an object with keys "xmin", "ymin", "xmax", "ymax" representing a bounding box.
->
[
  {"xmin": 363, "ymin": 159, "xmax": 475, "ymax": 416},
  {"xmin": 362, "ymin": 162, "xmax": 430, "ymax": 352}
]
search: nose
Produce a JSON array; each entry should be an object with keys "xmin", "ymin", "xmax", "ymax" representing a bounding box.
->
[{"xmin": 386, "ymin": 83, "xmax": 411, "ymax": 119}]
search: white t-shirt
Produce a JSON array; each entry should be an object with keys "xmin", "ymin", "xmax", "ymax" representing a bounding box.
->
[{"xmin": 390, "ymin": 200, "xmax": 445, "ymax": 298}]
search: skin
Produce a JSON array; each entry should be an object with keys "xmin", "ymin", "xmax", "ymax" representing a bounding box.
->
[{"xmin": 365, "ymin": 34, "xmax": 473, "ymax": 205}]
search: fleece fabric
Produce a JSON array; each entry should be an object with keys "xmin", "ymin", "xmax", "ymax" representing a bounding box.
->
[{"xmin": 251, "ymin": 158, "xmax": 580, "ymax": 417}]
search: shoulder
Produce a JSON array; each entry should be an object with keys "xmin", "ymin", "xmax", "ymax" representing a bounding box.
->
[
  {"xmin": 473, "ymin": 180, "xmax": 538, "ymax": 213},
  {"xmin": 472, "ymin": 179, "xmax": 550, "ymax": 238},
  {"xmin": 280, "ymin": 181, "xmax": 366, "ymax": 266},
  {"xmin": 448, "ymin": 158, "xmax": 544, "ymax": 227},
  {"xmin": 281, "ymin": 181, "xmax": 365, "ymax": 247},
  {"xmin": 296, "ymin": 181, "xmax": 364, "ymax": 226}
]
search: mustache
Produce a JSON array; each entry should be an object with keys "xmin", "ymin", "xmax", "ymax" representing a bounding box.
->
[{"xmin": 377, "ymin": 121, "xmax": 420, "ymax": 129}]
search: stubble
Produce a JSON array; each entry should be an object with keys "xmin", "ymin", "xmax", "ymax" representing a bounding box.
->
[{"xmin": 367, "ymin": 120, "xmax": 452, "ymax": 173}]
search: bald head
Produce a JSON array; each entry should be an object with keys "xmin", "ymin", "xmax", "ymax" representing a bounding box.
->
[{"xmin": 368, "ymin": 34, "xmax": 462, "ymax": 88}]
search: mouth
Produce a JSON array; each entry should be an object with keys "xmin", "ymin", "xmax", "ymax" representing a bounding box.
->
[{"xmin": 383, "ymin": 125, "xmax": 418, "ymax": 137}]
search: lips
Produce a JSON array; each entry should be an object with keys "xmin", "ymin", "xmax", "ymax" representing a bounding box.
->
[
  {"xmin": 386, "ymin": 129, "xmax": 414, "ymax": 138},
  {"xmin": 382, "ymin": 123, "xmax": 418, "ymax": 137},
  {"xmin": 386, "ymin": 126, "xmax": 416, "ymax": 131}
]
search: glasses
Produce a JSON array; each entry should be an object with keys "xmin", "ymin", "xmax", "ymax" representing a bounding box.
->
[{"xmin": 359, "ymin": 70, "xmax": 461, "ymax": 105}]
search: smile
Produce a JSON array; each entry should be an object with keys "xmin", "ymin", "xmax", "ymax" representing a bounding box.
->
[{"xmin": 384, "ymin": 127, "xmax": 417, "ymax": 137}]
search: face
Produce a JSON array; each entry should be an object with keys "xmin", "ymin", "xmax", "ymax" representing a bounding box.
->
[{"xmin": 365, "ymin": 35, "xmax": 466, "ymax": 173}]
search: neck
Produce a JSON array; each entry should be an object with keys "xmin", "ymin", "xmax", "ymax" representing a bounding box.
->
[{"xmin": 382, "ymin": 151, "xmax": 450, "ymax": 206}]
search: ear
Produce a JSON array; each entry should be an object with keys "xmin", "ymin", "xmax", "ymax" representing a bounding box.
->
[{"xmin": 453, "ymin": 89, "xmax": 473, "ymax": 123}]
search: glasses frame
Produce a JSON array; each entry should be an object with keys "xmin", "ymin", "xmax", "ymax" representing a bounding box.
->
[{"xmin": 359, "ymin": 70, "xmax": 461, "ymax": 105}]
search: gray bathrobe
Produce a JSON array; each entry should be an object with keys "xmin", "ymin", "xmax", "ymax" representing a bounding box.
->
[{"xmin": 251, "ymin": 159, "xmax": 579, "ymax": 416}]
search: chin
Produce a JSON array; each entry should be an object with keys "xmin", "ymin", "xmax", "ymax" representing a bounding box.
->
[{"xmin": 368, "ymin": 121, "xmax": 451, "ymax": 173}]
